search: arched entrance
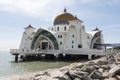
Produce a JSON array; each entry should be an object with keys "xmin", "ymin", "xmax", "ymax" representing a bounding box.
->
[
  {"xmin": 35, "ymin": 35, "xmax": 54, "ymax": 51},
  {"xmin": 31, "ymin": 29, "xmax": 59, "ymax": 50},
  {"xmin": 90, "ymin": 31, "xmax": 102, "ymax": 49}
]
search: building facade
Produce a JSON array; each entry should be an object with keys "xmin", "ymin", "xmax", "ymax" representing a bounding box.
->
[{"xmin": 18, "ymin": 9, "xmax": 104, "ymax": 59}]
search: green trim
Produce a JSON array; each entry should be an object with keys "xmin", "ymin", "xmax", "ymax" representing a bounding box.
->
[
  {"xmin": 90, "ymin": 32, "xmax": 101, "ymax": 49},
  {"xmin": 31, "ymin": 30, "xmax": 59, "ymax": 50}
]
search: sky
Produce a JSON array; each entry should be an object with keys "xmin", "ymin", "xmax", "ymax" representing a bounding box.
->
[{"xmin": 0, "ymin": 0, "xmax": 120, "ymax": 51}]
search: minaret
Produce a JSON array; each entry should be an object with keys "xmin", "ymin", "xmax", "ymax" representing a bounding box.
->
[{"xmin": 19, "ymin": 24, "xmax": 35, "ymax": 52}]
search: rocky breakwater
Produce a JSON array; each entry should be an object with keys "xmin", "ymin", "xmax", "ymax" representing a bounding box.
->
[{"xmin": 10, "ymin": 53, "xmax": 120, "ymax": 80}]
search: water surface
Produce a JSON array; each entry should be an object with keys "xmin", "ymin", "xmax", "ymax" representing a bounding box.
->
[{"xmin": 0, "ymin": 51, "xmax": 73, "ymax": 78}]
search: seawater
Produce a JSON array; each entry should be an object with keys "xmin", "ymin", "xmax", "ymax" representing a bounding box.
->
[{"xmin": 0, "ymin": 51, "xmax": 73, "ymax": 78}]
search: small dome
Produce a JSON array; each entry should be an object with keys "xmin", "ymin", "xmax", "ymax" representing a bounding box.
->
[{"xmin": 54, "ymin": 8, "xmax": 76, "ymax": 25}]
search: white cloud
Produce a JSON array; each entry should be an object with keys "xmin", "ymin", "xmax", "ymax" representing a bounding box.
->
[
  {"xmin": 0, "ymin": 0, "xmax": 119, "ymax": 20},
  {"xmin": 102, "ymin": 24, "xmax": 120, "ymax": 31},
  {"xmin": 0, "ymin": 0, "xmax": 74, "ymax": 19},
  {"xmin": 80, "ymin": 0, "xmax": 97, "ymax": 4}
]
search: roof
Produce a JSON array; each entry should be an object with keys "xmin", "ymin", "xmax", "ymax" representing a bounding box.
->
[
  {"xmin": 24, "ymin": 24, "xmax": 35, "ymax": 29},
  {"xmin": 54, "ymin": 8, "xmax": 77, "ymax": 25},
  {"xmin": 92, "ymin": 27, "xmax": 99, "ymax": 31},
  {"xmin": 87, "ymin": 31, "xmax": 99, "ymax": 37}
]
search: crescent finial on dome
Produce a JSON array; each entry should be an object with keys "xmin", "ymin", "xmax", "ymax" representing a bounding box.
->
[{"xmin": 64, "ymin": 8, "xmax": 67, "ymax": 12}]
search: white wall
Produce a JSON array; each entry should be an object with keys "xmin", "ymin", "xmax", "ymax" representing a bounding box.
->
[{"xmin": 19, "ymin": 28, "xmax": 35, "ymax": 52}]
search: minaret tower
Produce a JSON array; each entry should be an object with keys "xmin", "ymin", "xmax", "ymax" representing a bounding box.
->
[{"xmin": 19, "ymin": 24, "xmax": 35, "ymax": 52}]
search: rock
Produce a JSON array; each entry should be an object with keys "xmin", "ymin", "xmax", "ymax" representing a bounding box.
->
[
  {"xmin": 93, "ymin": 65, "xmax": 100, "ymax": 69},
  {"xmin": 96, "ymin": 60, "xmax": 109, "ymax": 66},
  {"xmin": 90, "ymin": 69, "xmax": 103, "ymax": 79},
  {"xmin": 60, "ymin": 66, "xmax": 69, "ymax": 73},
  {"xmin": 74, "ymin": 78, "xmax": 81, "ymax": 80},
  {"xmin": 55, "ymin": 76, "xmax": 70, "ymax": 80},
  {"xmin": 106, "ymin": 54, "xmax": 116, "ymax": 64},
  {"xmin": 104, "ymin": 77, "xmax": 116, "ymax": 80},
  {"xmin": 81, "ymin": 65, "xmax": 96, "ymax": 74},
  {"xmin": 98, "ymin": 68, "xmax": 104, "ymax": 73},
  {"xmin": 109, "ymin": 65, "xmax": 120, "ymax": 77},
  {"xmin": 69, "ymin": 63, "xmax": 84, "ymax": 69},
  {"xmin": 49, "ymin": 69, "xmax": 71, "ymax": 80},
  {"xmin": 68, "ymin": 69, "xmax": 91, "ymax": 80},
  {"xmin": 34, "ymin": 73, "xmax": 45, "ymax": 77},
  {"xmin": 33, "ymin": 75, "xmax": 52, "ymax": 80},
  {"xmin": 100, "ymin": 65, "xmax": 110, "ymax": 70},
  {"xmin": 116, "ymin": 75, "xmax": 120, "ymax": 80},
  {"xmin": 102, "ymin": 71, "xmax": 109, "ymax": 78},
  {"xmin": 84, "ymin": 61, "xmax": 96, "ymax": 66},
  {"xmin": 49, "ymin": 70, "xmax": 64, "ymax": 77},
  {"xmin": 7, "ymin": 53, "xmax": 120, "ymax": 80}
]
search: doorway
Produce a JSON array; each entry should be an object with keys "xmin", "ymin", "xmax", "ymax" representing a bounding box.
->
[{"xmin": 42, "ymin": 42, "xmax": 48, "ymax": 50}]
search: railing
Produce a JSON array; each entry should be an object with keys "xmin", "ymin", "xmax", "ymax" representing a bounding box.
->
[
  {"xmin": 10, "ymin": 48, "xmax": 113, "ymax": 56},
  {"xmin": 10, "ymin": 49, "xmax": 19, "ymax": 55}
]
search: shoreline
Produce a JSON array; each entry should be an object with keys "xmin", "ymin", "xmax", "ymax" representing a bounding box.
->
[
  {"xmin": 1, "ymin": 53, "xmax": 120, "ymax": 80},
  {"xmin": 0, "ymin": 60, "xmax": 87, "ymax": 80}
]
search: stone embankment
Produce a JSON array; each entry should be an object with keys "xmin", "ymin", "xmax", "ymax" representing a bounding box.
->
[{"xmin": 7, "ymin": 53, "xmax": 120, "ymax": 80}]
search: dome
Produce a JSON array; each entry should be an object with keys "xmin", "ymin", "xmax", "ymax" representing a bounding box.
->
[{"xmin": 54, "ymin": 8, "xmax": 77, "ymax": 25}]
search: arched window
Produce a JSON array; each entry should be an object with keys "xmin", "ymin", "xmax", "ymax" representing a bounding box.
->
[
  {"xmin": 57, "ymin": 26, "xmax": 59, "ymax": 31},
  {"xmin": 64, "ymin": 26, "xmax": 66, "ymax": 31},
  {"xmin": 78, "ymin": 44, "xmax": 82, "ymax": 48},
  {"xmin": 58, "ymin": 35, "xmax": 60, "ymax": 38},
  {"xmin": 60, "ymin": 35, "xmax": 62, "ymax": 38},
  {"xmin": 87, "ymin": 36, "xmax": 89, "ymax": 39},
  {"xmin": 72, "ymin": 45, "xmax": 74, "ymax": 48},
  {"xmin": 72, "ymin": 41, "xmax": 74, "ymax": 44},
  {"xmin": 60, "ymin": 42, "xmax": 62, "ymax": 45},
  {"xmin": 72, "ymin": 34, "xmax": 74, "ymax": 38},
  {"xmin": 51, "ymin": 28, "xmax": 53, "ymax": 31}
]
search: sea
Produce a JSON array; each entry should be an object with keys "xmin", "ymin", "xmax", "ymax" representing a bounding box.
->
[
  {"xmin": 0, "ymin": 51, "xmax": 88, "ymax": 78},
  {"xmin": 0, "ymin": 51, "xmax": 73, "ymax": 78}
]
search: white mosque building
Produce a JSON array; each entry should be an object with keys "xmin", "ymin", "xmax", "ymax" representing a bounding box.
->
[{"xmin": 11, "ymin": 8, "xmax": 105, "ymax": 61}]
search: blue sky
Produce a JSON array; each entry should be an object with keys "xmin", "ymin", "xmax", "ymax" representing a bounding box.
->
[{"xmin": 0, "ymin": 0, "xmax": 120, "ymax": 51}]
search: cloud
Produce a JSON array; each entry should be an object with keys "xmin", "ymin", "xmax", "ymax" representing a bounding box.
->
[
  {"xmin": 0, "ymin": 0, "xmax": 119, "ymax": 20},
  {"xmin": 102, "ymin": 24, "xmax": 120, "ymax": 31},
  {"xmin": 79, "ymin": 0, "xmax": 97, "ymax": 4},
  {"xmin": 77, "ymin": 0, "xmax": 120, "ymax": 7},
  {"xmin": 0, "ymin": 0, "xmax": 74, "ymax": 18}
]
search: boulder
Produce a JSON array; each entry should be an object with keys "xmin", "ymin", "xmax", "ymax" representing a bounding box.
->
[
  {"xmin": 60, "ymin": 66, "xmax": 69, "ymax": 73},
  {"xmin": 68, "ymin": 69, "xmax": 90, "ymax": 80},
  {"xmin": 81, "ymin": 65, "xmax": 96, "ymax": 74},
  {"xmin": 74, "ymin": 78, "xmax": 81, "ymax": 80},
  {"xmin": 90, "ymin": 69, "xmax": 104, "ymax": 79},
  {"xmin": 109, "ymin": 65, "xmax": 120, "ymax": 77},
  {"xmin": 96, "ymin": 60, "xmax": 109, "ymax": 66},
  {"xmin": 100, "ymin": 65, "xmax": 110, "ymax": 70},
  {"xmin": 33, "ymin": 75, "xmax": 58, "ymax": 80},
  {"xmin": 49, "ymin": 69, "xmax": 70, "ymax": 80},
  {"xmin": 116, "ymin": 75, "xmax": 120, "ymax": 80},
  {"xmin": 69, "ymin": 63, "xmax": 84, "ymax": 69},
  {"xmin": 98, "ymin": 68, "xmax": 104, "ymax": 73},
  {"xmin": 84, "ymin": 61, "xmax": 96, "ymax": 66},
  {"xmin": 93, "ymin": 65, "xmax": 100, "ymax": 69}
]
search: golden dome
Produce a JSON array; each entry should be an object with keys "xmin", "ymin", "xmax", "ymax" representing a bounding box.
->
[
  {"xmin": 55, "ymin": 13, "xmax": 76, "ymax": 21},
  {"xmin": 54, "ymin": 8, "xmax": 77, "ymax": 25}
]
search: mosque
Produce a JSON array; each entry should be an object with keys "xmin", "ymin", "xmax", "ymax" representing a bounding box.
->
[{"xmin": 10, "ymin": 8, "xmax": 105, "ymax": 61}]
